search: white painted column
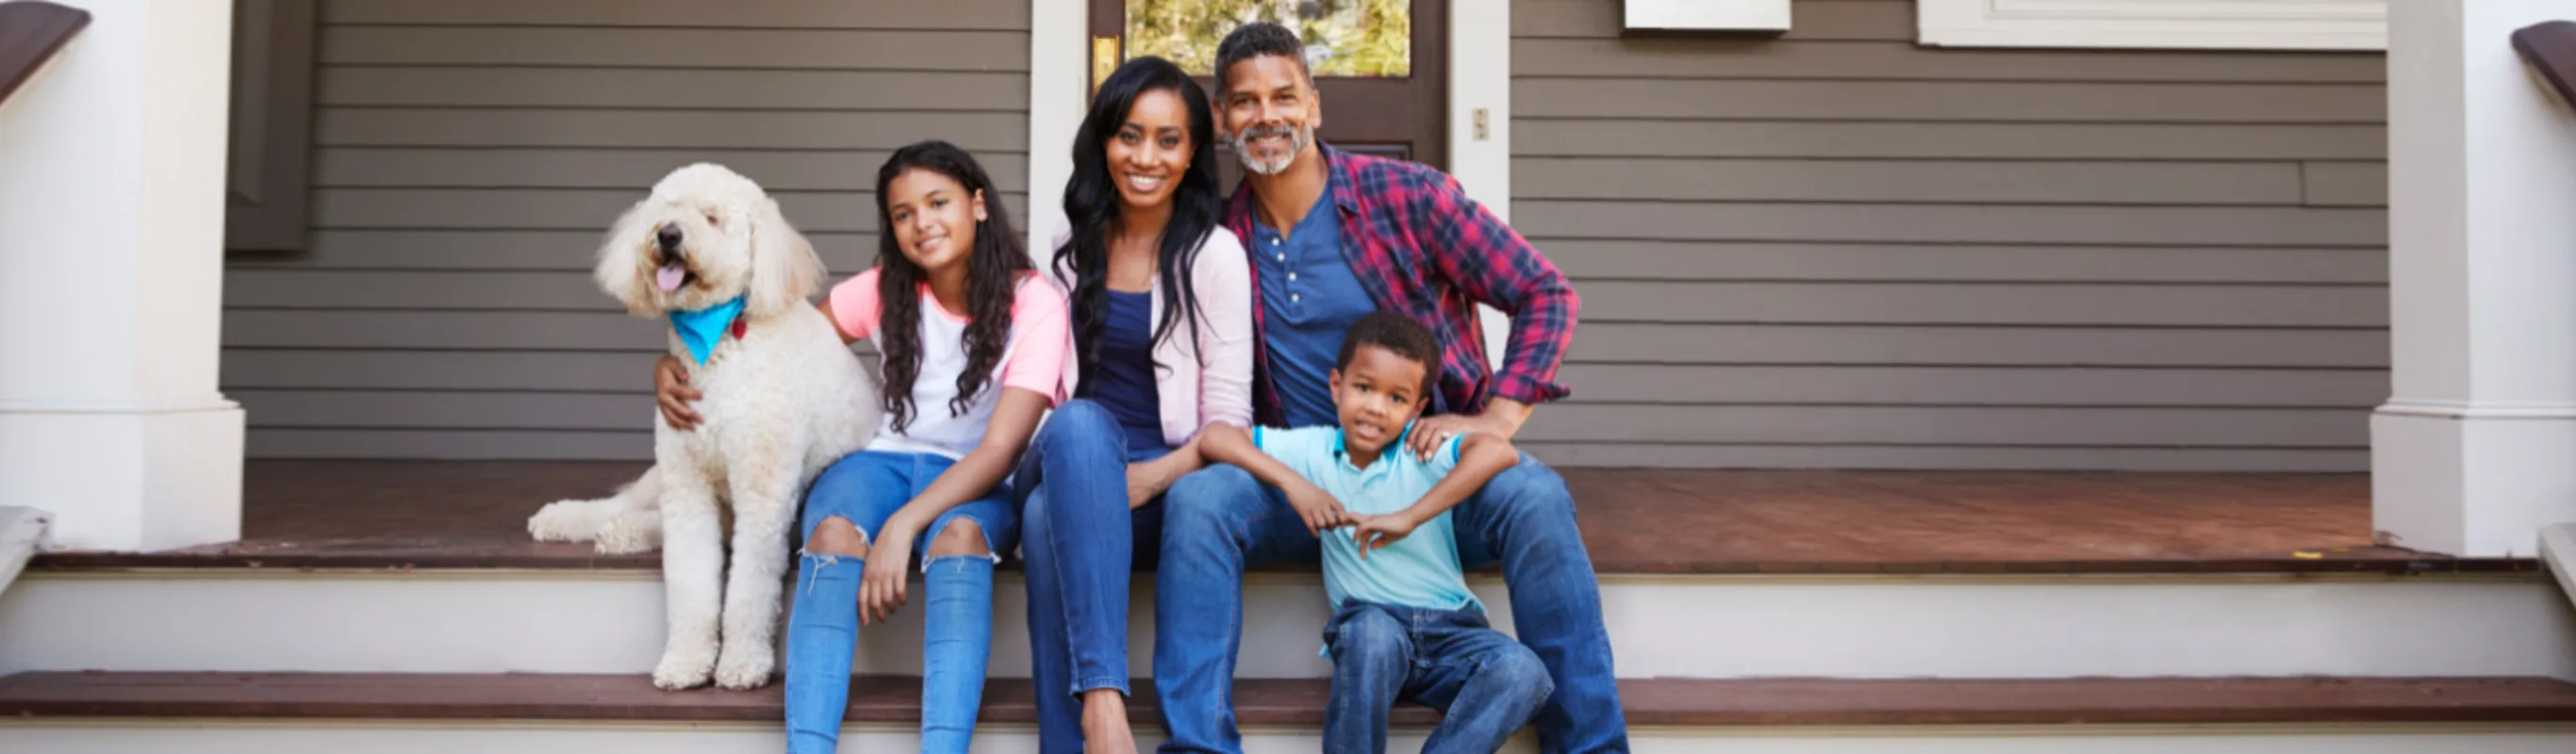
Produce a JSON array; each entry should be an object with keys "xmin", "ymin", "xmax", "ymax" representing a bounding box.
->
[
  {"xmin": 1450, "ymin": 0, "xmax": 1514, "ymax": 367},
  {"xmin": 0, "ymin": 0, "xmax": 244, "ymax": 551},
  {"xmin": 2373, "ymin": 0, "xmax": 2576, "ymax": 557},
  {"xmin": 1024, "ymin": 0, "xmax": 1084, "ymax": 262}
]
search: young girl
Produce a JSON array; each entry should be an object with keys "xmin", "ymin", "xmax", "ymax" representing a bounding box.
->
[{"xmin": 783, "ymin": 140, "xmax": 1067, "ymax": 753}]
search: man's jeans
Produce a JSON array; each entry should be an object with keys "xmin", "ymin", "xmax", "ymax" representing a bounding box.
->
[
  {"xmin": 1325, "ymin": 601, "xmax": 1552, "ymax": 754},
  {"xmin": 1154, "ymin": 454, "xmax": 1627, "ymax": 753}
]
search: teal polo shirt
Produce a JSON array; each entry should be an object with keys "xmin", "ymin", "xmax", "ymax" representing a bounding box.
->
[{"xmin": 1253, "ymin": 424, "xmax": 1481, "ymax": 615}]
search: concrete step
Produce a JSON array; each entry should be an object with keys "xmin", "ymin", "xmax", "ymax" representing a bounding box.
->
[
  {"xmin": 6, "ymin": 566, "xmax": 2572, "ymax": 680},
  {"xmin": 5, "ymin": 671, "xmax": 2575, "ymax": 753}
]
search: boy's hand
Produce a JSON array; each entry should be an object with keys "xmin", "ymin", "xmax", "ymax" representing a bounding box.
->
[
  {"xmin": 1282, "ymin": 481, "xmax": 1350, "ymax": 536},
  {"xmin": 1350, "ymin": 512, "xmax": 1423, "ymax": 557}
]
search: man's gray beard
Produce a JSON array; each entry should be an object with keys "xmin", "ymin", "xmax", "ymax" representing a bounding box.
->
[{"xmin": 1230, "ymin": 123, "xmax": 1312, "ymax": 176}]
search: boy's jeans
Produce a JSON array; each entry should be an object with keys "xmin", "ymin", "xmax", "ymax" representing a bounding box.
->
[
  {"xmin": 1154, "ymin": 454, "xmax": 1628, "ymax": 754},
  {"xmin": 1325, "ymin": 601, "xmax": 1553, "ymax": 754}
]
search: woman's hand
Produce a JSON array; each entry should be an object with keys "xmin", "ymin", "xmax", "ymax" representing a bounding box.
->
[
  {"xmin": 859, "ymin": 517, "xmax": 919, "ymax": 624},
  {"xmin": 1125, "ymin": 462, "xmax": 1164, "ymax": 509},
  {"xmin": 1123, "ymin": 442, "xmax": 1203, "ymax": 509},
  {"xmin": 654, "ymin": 355, "xmax": 703, "ymax": 431}
]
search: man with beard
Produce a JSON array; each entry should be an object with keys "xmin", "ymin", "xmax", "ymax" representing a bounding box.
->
[{"xmin": 1149, "ymin": 22, "xmax": 1627, "ymax": 754}]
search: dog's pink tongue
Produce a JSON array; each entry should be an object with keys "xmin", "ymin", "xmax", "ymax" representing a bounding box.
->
[{"xmin": 654, "ymin": 264, "xmax": 686, "ymax": 292}]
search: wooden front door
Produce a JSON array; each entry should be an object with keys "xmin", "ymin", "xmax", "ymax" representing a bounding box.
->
[{"xmin": 1088, "ymin": 0, "xmax": 1448, "ymax": 190}]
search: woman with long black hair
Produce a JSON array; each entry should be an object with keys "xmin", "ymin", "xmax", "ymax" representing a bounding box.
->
[{"xmin": 1016, "ymin": 56, "xmax": 1253, "ymax": 753}]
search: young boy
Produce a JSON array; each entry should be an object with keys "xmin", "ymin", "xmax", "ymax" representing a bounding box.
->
[{"xmin": 1199, "ymin": 310, "xmax": 1554, "ymax": 754}]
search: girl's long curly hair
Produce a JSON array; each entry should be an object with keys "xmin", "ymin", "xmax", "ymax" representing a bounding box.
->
[
  {"xmin": 872, "ymin": 140, "xmax": 1031, "ymax": 434},
  {"xmin": 1055, "ymin": 56, "xmax": 1221, "ymax": 383}
]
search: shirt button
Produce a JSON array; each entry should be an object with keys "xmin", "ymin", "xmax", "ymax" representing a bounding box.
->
[
  {"xmin": 1270, "ymin": 238, "xmax": 1280, "ymax": 246},
  {"xmin": 1292, "ymin": 293, "xmax": 1301, "ymax": 303},
  {"xmin": 1288, "ymin": 272, "xmax": 1297, "ymax": 281},
  {"xmin": 1276, "ymin": 254, "xmax": 1286, "ymax": 261}
]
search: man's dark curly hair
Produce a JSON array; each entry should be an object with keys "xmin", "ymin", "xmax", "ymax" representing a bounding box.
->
[
  {"xmin": 1214, "ymin": 21, "xmax": 1307, "ymax": 91},
  {"xmin": 1336, "ymin": 309, "xmax": 1440, "ymax": 398}
]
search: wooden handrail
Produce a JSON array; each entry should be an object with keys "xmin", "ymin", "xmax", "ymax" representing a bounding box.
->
[
  {"xmin": 0, "ymin": 1, "xmax": 89, "ymax": 106},
  {"xmin": 2512, "ymin": 20, "xmax": 2576, "ymax": 111}
]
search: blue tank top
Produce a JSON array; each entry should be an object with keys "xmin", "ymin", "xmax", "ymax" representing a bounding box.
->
[{"xmin": 1084, "ymin": 289, "xmax": 1170, "ymax": 452}]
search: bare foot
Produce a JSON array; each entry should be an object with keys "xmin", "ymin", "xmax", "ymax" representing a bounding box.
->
[{"xmin": 1081, "ymin": 688, "xmax": 1139, "ymax": 754}]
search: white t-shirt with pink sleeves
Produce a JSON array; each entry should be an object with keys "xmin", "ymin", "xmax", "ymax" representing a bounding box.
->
[{"xmin": 827, "ymin": 269, "xmax": 1069, "ymax": 460}]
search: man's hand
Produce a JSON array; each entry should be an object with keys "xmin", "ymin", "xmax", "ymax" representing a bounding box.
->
[
  {"xmin": 1407, "ymin": 414, "xmax": 1501, "ymax": 461},
  {"xmin": 654, "ymin": 355, "xmax": 703, "ymax": 431},
  {"xmin": 1350, "ymin": 511, "xmax": 1424, "ymax": 558},
  {"xmin": 1283, "ymin": 481, "xmax": 1351, "ymax": 536}
]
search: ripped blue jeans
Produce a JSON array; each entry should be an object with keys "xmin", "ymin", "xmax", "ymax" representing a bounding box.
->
[{"xmin": 785, "ymin": 450, "xmax": 1020, "ymax": 754}]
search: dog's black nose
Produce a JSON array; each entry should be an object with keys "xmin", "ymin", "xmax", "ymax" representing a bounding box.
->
[{"xmin": 655, "ymin": 224, "xmax": 684, "ymax": 252}]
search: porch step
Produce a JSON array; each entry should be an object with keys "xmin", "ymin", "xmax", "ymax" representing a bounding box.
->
[
  {"xmin": 8, "ymin": 566, "xmax": 2573, "ymax": 680},
  {"xmin": 8, "ymin": 671, "xmax": 2576, "ymax": 726},
  {"xmin": 5, "ymin": 672, "xmax": 2574, "ymax": 754}
]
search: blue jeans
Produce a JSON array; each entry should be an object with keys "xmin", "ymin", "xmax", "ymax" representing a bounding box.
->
[
  {"xmin": 1156, "ymin": 454, "xmax": 1627, "ymax": 754},
  {"xmin": 1327, "ymin": 601, "xmax": 1553, "ymax": 754},
  {"xmin": 784, "ymin": 450, "xmax": 1021, "ymax": 754},
  {"xmin": 1014, "ymin": 400, "xmax": 1171, "ymax": 754}
]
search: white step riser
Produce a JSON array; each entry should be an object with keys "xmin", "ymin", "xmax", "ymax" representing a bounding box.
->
[
  {"xmin": 5, "ymin": 571, "xmax": 2571, "ymax": 679},
  {"xmin": 8, "ymin": 721, "xmax": 2576, "ymax": 754}
]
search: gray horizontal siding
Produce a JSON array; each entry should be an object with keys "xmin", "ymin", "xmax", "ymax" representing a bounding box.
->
[
  {"xmin": 1515, "ymin": 121, "xmax": 2386, "ymax": 160},
  {"xmin": 225, "ymin": 271, "xmax": 2379, "ymax": 328},
  {"xmin": 223, "ymin": 351, "xmax": 2380, "ymax": 407},
  {"xmin": 223, "ymin": 312, "xmax": 2387, "ymax": 369},
  {"xmin": 232, "ymin": 0, "xmax": 1031, "ymax": 459},
  {"xmin": 320, "ymin": 0, "xmax": 1028, "ymax": 29},
  {"xmin": 1512, "ymin": 0, "xmax": 2386, "ymax": 470},
  {"xmin": 1544, "ymin": 241, "xmax": 2386, "ymax": 284},
  {"xmin": 238, "ymin": 429, "xmax": 2367, "ymax": 471},
  {"xmin": 316, "ymin": 109, "xmax": 1028, "ymax": 150},
  {"xmin": 303, "ymin": 188, "xmax": 1032, "ymax": 234},
  {"xmin": 230, "ymin": 389, "xmax": 2358, "ymax": 448}
]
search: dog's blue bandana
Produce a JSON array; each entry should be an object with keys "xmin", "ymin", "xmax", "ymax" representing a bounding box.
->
[{"xmin": 669, "ymin": 295, "xmax": 747, "ymax": 365}]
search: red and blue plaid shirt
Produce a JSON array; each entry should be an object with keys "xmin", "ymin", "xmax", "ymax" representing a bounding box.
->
[{"xmin": 1224, "ymin": 145, "xmax": 1579, "ymax": 425}]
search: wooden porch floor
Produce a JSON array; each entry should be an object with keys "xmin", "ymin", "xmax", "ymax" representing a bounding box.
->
[{"xmin": 28, "ymin": 461, "xmax": 2534, "ymax": 574}]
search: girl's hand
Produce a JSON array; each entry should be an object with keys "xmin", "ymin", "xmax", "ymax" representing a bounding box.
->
[
  {"xmin": 653, "ymin": 355, "xmax": 703, "ymax": 431},
  {"xmin": 860, "ymin": 519, "xmax": 918, "ymax": 624},
  {"xmin": 1282, "ymin": 481, "xmax": 1350, "ymax": 536}
]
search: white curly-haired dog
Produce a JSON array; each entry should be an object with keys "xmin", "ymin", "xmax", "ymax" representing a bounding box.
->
[{"xmin": 527, "ymin": 162, "xmax": 878, "ymax": 691}]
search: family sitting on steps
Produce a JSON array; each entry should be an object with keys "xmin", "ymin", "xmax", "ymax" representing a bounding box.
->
[{"xmin": 532, "ymin": 22, "xmax": 1623, "ymax": 754}]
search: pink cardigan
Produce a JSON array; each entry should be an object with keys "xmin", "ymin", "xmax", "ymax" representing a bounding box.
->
[{"xmin": 1043, "ymin": 222, "xmax": 1255, "ymax": 448}]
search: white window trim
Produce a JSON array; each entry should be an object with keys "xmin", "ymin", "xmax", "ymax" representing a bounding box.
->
[
  {"xmin": 1624, "ymin": 0, "xmax": 1792, "ymax": 33},
  {"xmin": 1916, "ymin": 0, "xmax": 2387, "ymax": 51}
]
